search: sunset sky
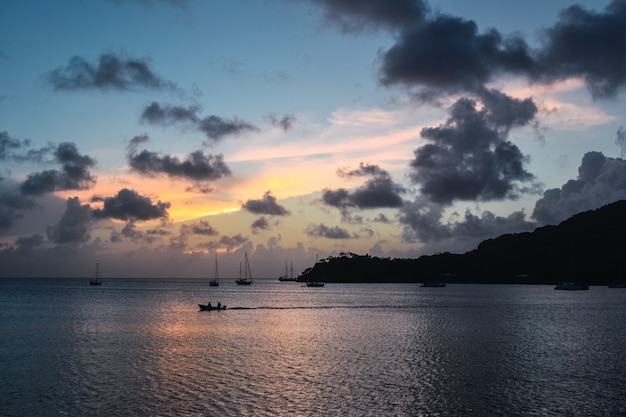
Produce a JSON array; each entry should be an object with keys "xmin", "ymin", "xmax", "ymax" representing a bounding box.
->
[{"xmin": 2, "ymin": 0, "xmax": 626, "ymax": 278}]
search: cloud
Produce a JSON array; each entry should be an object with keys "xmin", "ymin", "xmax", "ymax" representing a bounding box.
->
[
  {"xmin": 0, "ymin": 179, "xmax": 37, "ymax": 231},
  {"xmin": 308, "ymin": 0, "xmax": 429, "ymax": 33},
  {"xmin": 315, "ymin": 0, "xmax": 626, "ymax": 100},
  {"xmin": 399, "ymin": 196, "xmax": 535, "ymax": 256},
  {"xmin": 379, "ymin": 15, "xmax": 533, "ymax": 96},
  {"xmin": 47, "ymin": 197, "xmax": 92, "ymax": 244},
  {"xmin": 0, "ymin": 132, "xmax": 58, "ymax": 164},
  {"xmin": 45, "ymin": 52, "xmax": 179, "ymax": 93},
  {"xmin": 532, "ymin": 151, "xmax": 626, "ymax": 225},
  {"xmin": 242, "ymin": 191, "xmax": 290, "ymax": 215},
  {"xmin": 180, "ymin": 220, "xmax": 219, "ymax": 237},
  {"xmin": 19, "ymin": 143, "xmax": 96, "ymax": 195},
  {"xmin": 110, "ymin": 221, "xmax": 168, "ymax": 243},
  {"xmin": 15, "ymin": 234, "xmax": 45, "ymax": 253},
  {"xmin": 533, "ymin": 1, "xmax": 626, "ymax": 99},
  {"xmin": 127, "ymin": 136, "xmax": 232, "ymax": 181},
  {"xmin": 409, "ymin": 92, "xmax": 538, "ymax": 204},
  {"xmin": 141, "ymin": 102, "xmax": 259, "ymax": 141},
  {"xmin": 0, "ymin": 131, "xmax": 31, "ymax": 160},
  {"xmin": 322, "ymin": 163, "xmax": 406, "ymax": 215},
  {"xmin": 305, "ymin": 223, "xmax": 356, "ymax": 239},
  {"xmin": 266, "ymin": 114, "xmax": 297, "ymax": 131},
  {"xmin": 251, "ymin": 216, "xmax": 270, "ymax": 232},
  {"xmin": 218, "ymin": 234, "xmax": 248, "ymax": 251},
  {"xmin": 92, "ymin": 188, "xmax": 170, "ymax": 221},
  {"xmin": 616, "ymin": 127, "xmax": 626, "ymax": 157}
]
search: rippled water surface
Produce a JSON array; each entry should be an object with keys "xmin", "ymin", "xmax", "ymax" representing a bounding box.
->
[{"xmin": 1, "ymin": 278, "xmax": 626, "ymax": 416}]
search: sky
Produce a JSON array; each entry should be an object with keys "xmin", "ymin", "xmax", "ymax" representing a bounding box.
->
[{"xmin": 1, "ymin": 0, "xmax": 626, "ymax": 278}]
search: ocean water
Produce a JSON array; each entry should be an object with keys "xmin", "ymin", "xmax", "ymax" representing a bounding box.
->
[{"xmin": 1, "ymin": 278, "xmax": 625, "ymax": 417}]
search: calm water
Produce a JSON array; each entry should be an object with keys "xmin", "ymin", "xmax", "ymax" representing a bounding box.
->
[{"xmin": 1, "ymin": 278, "xmax": 625, "ymax": 416}]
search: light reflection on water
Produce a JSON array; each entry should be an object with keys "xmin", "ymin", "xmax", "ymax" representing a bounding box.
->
[{"xmin": 1, "ymin": 279, "xmax": 626, "ymax": 416}]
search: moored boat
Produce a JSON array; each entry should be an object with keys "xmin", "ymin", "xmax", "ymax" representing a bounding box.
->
[
  {"xmin": 209, "ymin": 255, "xmax": 219, "ymax": 287},
  {"xmin": 279, "ymin": 261, "xmax": 297, "ymax": 281},
  {"xmin": 235, "ymin": 252, "xmax": 253, "ymax": 285},
  {"xmin": 421, "ymin": 282, "xmax": 446, "ymax": 287},
  {"xmin": 554, "ymin": 282, "xmax": 589, "ymax": 290},
  {"xmin": 89, "ymin": 262, "xmax": 102, "ymax": 286}
]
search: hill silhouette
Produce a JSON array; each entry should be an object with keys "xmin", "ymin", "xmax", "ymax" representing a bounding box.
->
[{"xmin": 297, "ymin": 200, "xmax": 626, "ymax": 285}]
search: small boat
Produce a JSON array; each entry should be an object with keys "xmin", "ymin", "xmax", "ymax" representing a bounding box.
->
[
  {"xmin": 235, "ymin": 252, "xmax": 253, "ymax": 285},
  {"xmin": 554, "ymin": 282, "xmax": 589, "ymax": 290},
  {"xmin": 209, "ymin": 255, "xmax": 219, "ymax": 287},
  {"xmin": 198, "ymin": 303, "xmax": 226, "ymax": 311},
  {"xmin": 89, "ymin": 262, "xmax": 102, "ymax": 286},
  {"xmin": 278, "ymin": 261, "xmax": 297, "ymax": 281},
  {"xmin": 305, "ymin": 281, "xmax": 325, "ymax": 287},
  {"xmin": 421, "ymin": 282, "xmax": 446, "ymax": 287}
]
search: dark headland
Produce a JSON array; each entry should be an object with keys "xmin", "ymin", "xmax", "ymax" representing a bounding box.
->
[{"xmin": 297, "ymin": 200, "xmax": 626, "ymax": 286}]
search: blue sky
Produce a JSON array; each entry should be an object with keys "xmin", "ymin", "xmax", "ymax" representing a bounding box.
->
[{"xmin": 1, "ymin": 0, "xmax": 626, "ymax": 278}]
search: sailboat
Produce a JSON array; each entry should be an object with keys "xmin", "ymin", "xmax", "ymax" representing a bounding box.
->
[
  {"xmin": 279, "ymin": 261, "xmax": 297, "ymax": 281},
  {"xmin": 209, "ymin": 255, "xmax": 219, "ymax": 287},
  {"xmin": 235, "ymin": 252, "xmax": 253, "ymax": 285},
  {"xmin": 89, "ymin": 262, "xmax": 102, "ymax": 286}
]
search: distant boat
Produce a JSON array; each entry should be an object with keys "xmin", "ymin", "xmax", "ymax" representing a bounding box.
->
[
  {"xmin": 305, "ymin": 281, "xmax": 325, "ymax": 287},
  {"xmin": 421, "ymin": 282, "xmax": 447, "ymax": 287},
  {"xmin": 209, "ymin": 255, "xmax": 219, "ymax": 287},
  {"xmin": 198, "ymin": 302, "xmax": 226, "ymax": 311},
  {"xmin": 554, "ymin": 282, "xmax": 589, "ymax": 290},
  {"xmin": 89, "ymin": 262, "xmax": 102, "ymax": 286},
  {"xmin": 235, "ymin": 252, "xmax": 253, "ymax": 285},
  {"xmin": 279, "ymin": 261, "xmax": 297, "ymax": 281}
]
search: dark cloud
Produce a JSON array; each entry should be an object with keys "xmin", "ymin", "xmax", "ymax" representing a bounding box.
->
[
  {"xmin": 305, "ymin": 223, "xmax": 355, "ymax": 239},
  {"xmin": 0, "ymin": 131, "xmax": 31, "ymax": 160},
  {"xmin": 533, "ymin": 1, "xmax": 626, "ymax": 99},
  {"xmin": 15, "ymin": 234, "xmax": 45, "ymax": 252},
  {"xmin": 309, "ymin": 0, "xmax": 428, "ymax": 33},
  {"xmin": 47, "ymin": 197, "xmax": 92, "ymax": 244},
  {"xmin": 19, "ymin": 143, "xmax": 96, "ymax": 195},
  {"xmin": 242, "ymin": 191, "xmax": 290, "ymax": 216},
  {"xmin": 266, "ymin": 114, "xmax": 297, "ymax": 131},
  {"xmin": 0, "ymin": 131, "xmax": 56, "ymax": 163},
  {"xmin": 110, "ymin": 221, "xmax": 167, "ymax": 243},
  {"xmin": 398, "ymin": 197, "xmax": 450, "ymax": 242},
  {"xmin": 127, "ymin": 143, "xmax": 232, "ymax": 182},
  {"xmin": 327, "ymin": 0, "xmax": 626, "ymax": 99},
  {"xmin": 409, "ymin": 93, "xmax": 537, "ymax": 204},
  {"xmin": 180, "ymin": 220, "xmax": 219, "ymax": 236},
  {"xmin": 46, "ymin": 52, "xmax": 179, "ymax": 93},
  {"xmin": 251, "ymin": 216, "xmax": 270, "ymax": 232},
  {"xmin": 616, "ymin": 127, "xmax": 626, "ymax": 157},
  {"xmin": 0, "ymin": 180, "xmax": 36, "ymax": 231},
  {"xmin": 372, "ymin": 213, "xmax": 392, "ymax": 223},
  {"xmin": 399, "ymin": 197, "xmax": 535, "ymax": 251},
  {"xmin": 92, "ymin": 188, "xmax": 170, "ymax": 221},
  {"xmin": 379, "ymin": 15, "xmax": 533, "ymax": 96},
  {"xmin": 322, "ymin": 163, "xmax": 406, "ymax": 215},
  {"xmin": 532, "ymin": 152, "xmax": 626, "ymax": 225},
  {"xmin": 141, "ymin": 102, "xmax": 200, "ymax": 125},
  {"xmin": 198, "ymin": 115, "xmax": 259, "ymax": 142},
  {"xmin": 218, "ymin": 234, "xmax": 248, "ymax": 251},
  {"xmin": 141, "ymin": 102, "xmax": 259, "ymax": 141}
]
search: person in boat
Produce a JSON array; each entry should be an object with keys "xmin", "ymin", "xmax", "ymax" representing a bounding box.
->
[
  {"xmin": 217, "ymin": 302, "xmax": 221, "ymax": 309},
  {"xmin": 207, "ymin": 302, "xmax": 212, "ymax": 308}
]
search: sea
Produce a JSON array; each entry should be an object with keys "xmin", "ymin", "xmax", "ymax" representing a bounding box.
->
[{"xmin": 1, "ymin": 278, "xmax": 625, "ymax": 417}]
